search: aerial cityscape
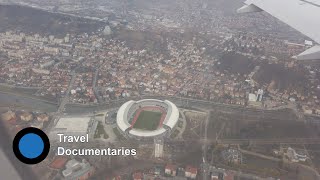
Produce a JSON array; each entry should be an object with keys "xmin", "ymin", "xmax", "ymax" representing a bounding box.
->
[{"xmin": 0, "ymin": 0, "xmax": 320, "ymax": 180}]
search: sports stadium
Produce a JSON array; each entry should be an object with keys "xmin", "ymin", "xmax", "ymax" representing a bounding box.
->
[{"xmin": 116, "ymin": 99, "xmax": 179, "ymax": 140}]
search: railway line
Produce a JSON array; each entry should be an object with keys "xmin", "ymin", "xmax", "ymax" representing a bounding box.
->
[{"xmin": 169, "ymin": 138, "xmax": 320, "ymax": 145}]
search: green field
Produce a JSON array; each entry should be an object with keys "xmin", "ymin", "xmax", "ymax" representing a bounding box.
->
[
  {"xmin": 133, "ymin": 110, "xmax": 162, "ymax": 130},
  {"xmin": 94, "ymin": 121, "xmax": 108, "ymax": 139}
]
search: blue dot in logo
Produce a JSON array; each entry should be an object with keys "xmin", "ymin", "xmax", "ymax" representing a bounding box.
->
[{"xmin": 18, "ymin": 133, "xmax": 44, "ymax": 159}]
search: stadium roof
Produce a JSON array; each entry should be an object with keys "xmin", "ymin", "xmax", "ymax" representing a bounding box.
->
[
  {"xmin": 136, "ymin": 99, "xmax": 165, "ymax": 103},
  {"xmin": 163, "ymin": 100, "xmax": 179, "ymax": 129},
  {"xmin": 116, "ymin": 100, "xmax": 134, "ymax": 132},
  {"xmin": 129, "ymin": 128, "xmax": 167, "ymax": 137}
]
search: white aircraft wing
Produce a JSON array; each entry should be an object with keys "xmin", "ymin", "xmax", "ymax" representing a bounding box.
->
[{"xmin": 238, "ymin": 0, "xmax": 320, "ymax": 60}]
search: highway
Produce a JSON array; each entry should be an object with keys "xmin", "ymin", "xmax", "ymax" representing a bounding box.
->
[
  {"xmin": 171, "ymin": 138, "xmax": 320, "ymax": 145},
  {"xmin": 45, "ymin": 71, "xmax": 77, "ymax": 133},
  {"xmin": 216, "ymin": 138, "xmax": 320, "ymax": 145},
  {"xmin": 57, "ymin": 71, "xmax": 77, "ymax": 114},
  {"xmin": 65, "ymin": 94, "xmax": 299, "ymax": 115},
  {"xmin": 58, "ymin": 94, "xmax": 320, "ymax": 147}
]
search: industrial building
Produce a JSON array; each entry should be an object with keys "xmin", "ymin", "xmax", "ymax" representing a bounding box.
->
[{"xmin": 62, "ymin": 159, "xmax": 95, "ymax": 180}]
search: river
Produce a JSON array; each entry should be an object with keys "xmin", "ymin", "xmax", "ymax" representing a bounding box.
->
[{"xmin": 0, "ymin": 92, "xmax": 58, "ymax": 112}]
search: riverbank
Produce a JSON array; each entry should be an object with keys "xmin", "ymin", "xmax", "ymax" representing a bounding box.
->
[
  {"xmin": 0, "ymin": 84, "xmax": 57, "ymax": 104},
  {"xmin": 0, "ymin": 91, "xmax": 58, "ymax": 113}
]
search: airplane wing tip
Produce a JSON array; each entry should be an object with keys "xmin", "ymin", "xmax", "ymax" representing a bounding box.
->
[
  {"xmin": 237, "ymin": 4, "xmax": 263, "ymax": 13},
  {"xmin": 296, "ymin": 46, "xmax": 320, "ymax": 60}
]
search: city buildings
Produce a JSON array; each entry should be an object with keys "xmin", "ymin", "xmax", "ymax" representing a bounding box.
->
[
  {"xmin": 286, "ymin": 147, "xmax": 308, "ymax": 162},
  {"xmin": 62, "ymin": 159, "xmax": 95, "ymax": 180},
  {"xmin": 222, "ymin": 148, "xmax": 243, "ymax": 164},
  {"xmin": 154, "ymin": 138, "xmax": 164, "ymax": 158}
]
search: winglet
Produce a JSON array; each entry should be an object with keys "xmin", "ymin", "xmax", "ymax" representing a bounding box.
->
[
  {"xmin": 295, "ymin": 45, "xmax": 320, "ymax": 60},
  {"xmin": 237, "ymin": 4, "xmax": 263, "ymax": 13}
]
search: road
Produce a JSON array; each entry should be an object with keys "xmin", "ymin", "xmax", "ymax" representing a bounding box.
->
[
  {"xmin": 65, "ymin": 94, "xmax": 297, "ymax": 115},
  {"xmin": 57, "ymin": 71, "xmax": 77, "ymax": 114},
  {"xmin": 171, "ymin": 138, "xmax": 320, "ymax": 145},
  {"xmin": 92, "ymin": 68, "xmax": 102, "ymax": 103},
  {"xmin": 216, "ymin": 138, "xmax": 320, "ymax": 145},
  {"xmin": 45, "ymin": 71, "xmax": 77, "ymax": 133},
  {"xmin": 0, "ymin": 83, "xmax": 42, "ymax": 90},
  {"xmin": 202, "ymin": 111, "xmax": 210, "ymax": 180}
]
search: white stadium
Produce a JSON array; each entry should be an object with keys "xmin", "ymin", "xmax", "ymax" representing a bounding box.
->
[{"xmin": 116, "ymin": 99, "xmax": 179, "ymax": 140}]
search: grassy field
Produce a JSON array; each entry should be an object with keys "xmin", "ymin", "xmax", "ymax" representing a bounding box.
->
[
  {"xmin": 94, "ymin": 121, "xmax": 108, "ymax": 139},
  {"xmin": 170, "ymin": 129, "xmax": 180, "ymax": 138},
  {"xmin": 133, "ymin": 110, "xmax": 162, "ymax": 130},
  {"xmin": 112, "ymin": 127, "xmax": 126, "ymax": 141}
]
